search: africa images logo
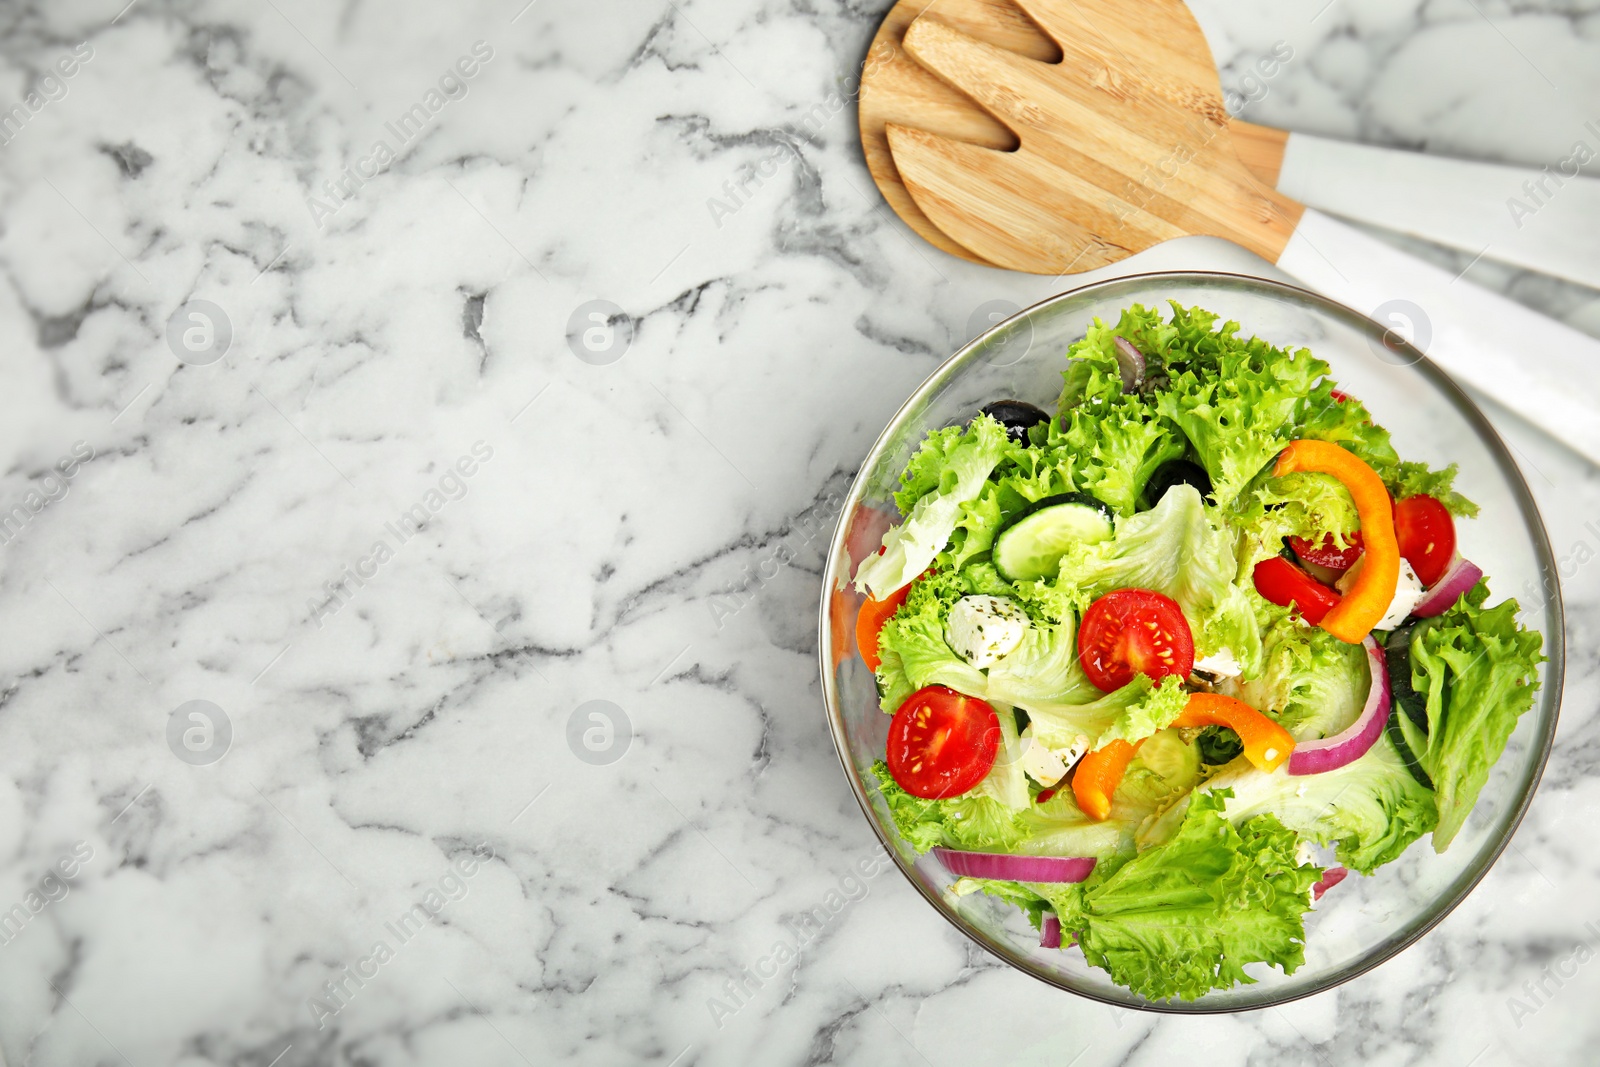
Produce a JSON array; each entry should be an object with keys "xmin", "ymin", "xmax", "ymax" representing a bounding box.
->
[{"xmin": 305, "ymin": 41, "xmax": 495, "ymax": 228}]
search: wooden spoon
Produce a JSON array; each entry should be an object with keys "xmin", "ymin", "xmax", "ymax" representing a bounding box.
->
[
  {"xmin": 868, "ymin": 0, "xmax": 1600, "ymax": 464},
  {"xmin": 857, "ymin": 0, "xmax": 1288, "ymax": 268}
]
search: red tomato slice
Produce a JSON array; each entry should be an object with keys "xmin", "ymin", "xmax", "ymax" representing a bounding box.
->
[
  {"xmin": 1287, "ymin": 530, "xmax": 1364, "ymax": 571},
  {"xmin": 1394, "ymin": 494, "xmax": 1456, "ymax": 586},
  {"xmin": 886, "ymin": 686, "xmax": 1000, "ymax": 799},
  {"xmin": 1076, "ymin": 589, "xmax": 1195, "ymax": 692},
  {"xmin": 1252, "ymin": 557, "xmax": 1342, "ymax": 624}
]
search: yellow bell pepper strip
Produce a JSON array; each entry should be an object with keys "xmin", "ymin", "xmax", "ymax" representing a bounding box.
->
[
  {"xmin": 1071, "ymin": 739, "xmax": 1142, "ymax": 822},
  {"xmin": 1171, "ymin": 692, "xmax": 1295, "ymax": 773},
  {"xmin": 1273, "ymin": 440, "xmax": 1399, "ymax": 642}
]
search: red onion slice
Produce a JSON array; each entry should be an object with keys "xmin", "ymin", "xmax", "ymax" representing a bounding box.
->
[
  {"xmin": 1410, "ymin": 555, "xmax": 1483, "ymax": 618},
  {"xmin": 934, "ymin": 848, "xmax": 1097, "ymax": 883},
  {"xmin": 1287, "ymin": 636, "xmax": 1390, "ymax": 775},
  {"xmin": 1312, "ymin": 866, "xmax": 1348, "ymax": 900},
  {"xmin": 1112, "ymin": 336, "xmax": 1146, "ymax": 390},
  {"xmin": 1040, "ymin": 914, "xmax": 1061, "ymax": 948}
]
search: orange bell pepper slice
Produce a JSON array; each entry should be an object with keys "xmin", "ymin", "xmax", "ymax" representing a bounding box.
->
[
  {"xmin": 829, "ymin": 588, "xmax": 853, "ymax": 669},
  {"xmin": 1273, "ymin": 440, "xmax": 1399, "ymax": 643},
  {"xmin": 1071, "ymin": 739, "xmax": 1142, "ymax": 822},
  {"xmin": 1171, "ymin": 692, "xmax": 1295, "ymax": 773},
  {"xmin": 1070, "ymin": 693, "xmax": 1296, "ymax": 821},
  {"xmin": 856, "ymin": 583, "xmax": 911, "ymax": 671}
]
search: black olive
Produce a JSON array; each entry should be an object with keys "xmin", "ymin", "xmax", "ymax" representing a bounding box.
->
[
  {"xmin": 978, "ymin": 400, "xmax": 1050, "ymax": 443},
  {"xmin": 1141, "ymin": 459, "xmax": 1212, "ymax": 509}
]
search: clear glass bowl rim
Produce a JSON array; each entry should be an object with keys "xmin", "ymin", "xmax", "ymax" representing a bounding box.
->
[{"xmin": 816, "ymin": 269, "xmax": 1566, "ymax": 1014}]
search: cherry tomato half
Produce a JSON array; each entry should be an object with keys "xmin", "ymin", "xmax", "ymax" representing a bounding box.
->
[
  {"xmin": 1288, "ymin": 530, "xmax": 1364, "ymax": 572},
  {"xmin": 1394, "ymin": 494, "xmax": 1456, "ymax": 587},
  {"xmin": 886, "ymin": 686, "xmax": 1000, "ymax": 799},
  {"xmin": 1252, "ymin": 557, "xmax": 1342, "ymax": 624},
  {"xmin": 1076, "ymin": 589, "xmax": 1196, "ymax": 693}
]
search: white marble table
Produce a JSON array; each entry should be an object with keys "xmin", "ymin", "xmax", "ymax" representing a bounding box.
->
[{"xmin": 0, "ymin": 1, "xmax": 1596, "ymax": 1064}]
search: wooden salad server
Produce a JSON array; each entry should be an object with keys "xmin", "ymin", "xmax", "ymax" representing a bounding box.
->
[
  {"xmin": 869, "ymin": 0, "xmax": 1600, "ymax": 464},
  {"xmin": 859, "ymin": 0, "xmax": 1600, "ymax": 291}
]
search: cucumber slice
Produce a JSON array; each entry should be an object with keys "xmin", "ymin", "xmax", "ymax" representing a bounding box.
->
[
  {"xmin": 993, "ymin": 493, "xmax": 1114, "ymax": 582},
  {"xmin": 1385, "ymin": 707, "xmax": 1434, "ymax": 790},
  {"xmin": 1385, "ymin": 625, "xmax": 1428, "ymax": 732}
]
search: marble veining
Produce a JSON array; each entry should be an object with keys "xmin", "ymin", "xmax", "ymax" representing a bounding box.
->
[{"xmin": 0, "ymin": 0, "xmax": 1596, "ymax": 1064}]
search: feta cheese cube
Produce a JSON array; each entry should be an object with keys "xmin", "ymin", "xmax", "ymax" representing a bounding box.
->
[
  {"xmin": 1019, "ymin": 725, "xmax": 1090, "ymax": 788},
  {"xmin": 1191, "ymin": 648, "xmax": 1244, "ymax": 681},
  {"xmin": 945, "ymin": 594, "xmax": 1030, "ymax": 669},
  {"xmin": 1337, "ymin": 554, "xmax": 1425, "ymax": 630}
]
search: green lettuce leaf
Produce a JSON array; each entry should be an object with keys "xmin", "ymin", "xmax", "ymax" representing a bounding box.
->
[
  {"xmin": 1044, "ymin": 483, "xmax": 1261, "ymax": 671},
  {"xmin": 983, "ymin": 618, "xmax": 1100, "ymax": 711},
  {"xmin": 971, "ymin": 706, "xmax": 1031, "ymax": 811},
  {"xmin": 1051, "ymin": 484, "xmax": 1231, "ymax": 610},
  {"xmin": 1054, "ymin": 790, "xmax": 1321, "ymax": 1001},
  {"xmin": 1024, "ymin": 674, "xmax": 1190, "ymax": 752},
  {"xmin": 872, "ymin": 569, "xmax": 987, "ymax": 711},
  {"xmin": 1052, "ymin": 307, "xmax": 1190, "ymax": 514},
  {"xmin": 1235, "ymin": 602, "xmax": 1370, "ymax": 741},
  {"xmin": 944, "ymin": 486, "xmax": 1005, "ymax": 571},
  {"xmin": 1052, "ymin": 406, "xmax": 1186, "ymax": 517},
  {"xmin": 1410, "ymin": 580, "xmax": 1544, "ymax": 851},
  {"xmin": 857, "ymin": 415, "xmax": 1012, "ymax": 597},
  {"xmin": 1293, "ymin": 381, "xmax": 1399, "ymax": 476},
  {"xmin": 1232, "ymin": 471, "xmax": 1361, "ymax": 573},
  {"xmin": 990, "ymin": 438, "xmax": 1083, "ymax": 506},
  {"xmin": 874, "ymin": 646, "xmax": 915, "ymax": 716},
  {"xmin": 1153, "ymin": 737, "xmax": 1438, "ymax": 874},
  {"xmin": 949, "ymin": 876, "xmax": 1049, "ymax": 930},
  {"xmin": 1152, "ymin": 307, "xmax": 1326, "ymax": 508},
  {"xmin": 1195, "ymin": 583, "xmax": 1267, "ymax": 680},
  {"xmin": 1388, "ymin": 461, "xmax": 1479, "ymax": 519},
  {"xmin": 1293, "ymin": 382, "xmax": 1478, "ymax": 518},
  {"xmin": 958, "ymin": 560, "xmax": 1016, "ymax": 599},
  {"xmin": 870, "ymin": 761, "xmax": 1028, "ymax": 853}
]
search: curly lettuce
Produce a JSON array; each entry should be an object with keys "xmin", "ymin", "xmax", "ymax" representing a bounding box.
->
[
  {"xmin": 1053, "ymin": 308, "xmax": 1189, "ymax": 514},
  {"xmin": 1051, "ymin": 791, "xmax": 1321, "ymax": 1001},
  {"xmin": 856, "ymin": 415, "xmax": 1012, "ymax": 597},
  {"xmin": 1148, "ymin": 738, "xmax": 1438, "ymax": 874},
  {"xmin": 1150, "ymin": 306, "xmax": 1325, "ymax": 508},
  {"xmin": 1232, "ymin": 471, "xmax": 1362, "ymax": 573},
  {"xmin": 1295, "ymin": 379, "xmax": 1478, "ymax": 517},
  {"xmin": 971, "ymin": 703, "xmax": 1031, "ymax": 811},
  {"xmin": 873, "ymin": 569, "xmax": 987, "ymax": 712},
  {"xmin": 1408, "ymin": 580, "xmax": 1544, "ymax": 851},
  {"xmin": 871, "ymin": 760, "xmax": 1030, "ymax": 854},
  {"xmin": 1023, "ymin": 674, "xmax": 1190, "ymax": 752}
]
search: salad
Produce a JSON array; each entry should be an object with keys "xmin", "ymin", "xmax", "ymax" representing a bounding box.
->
[{"xmin": 852, "ymin": 302, "xmax": 1544, "ymax": 1002}]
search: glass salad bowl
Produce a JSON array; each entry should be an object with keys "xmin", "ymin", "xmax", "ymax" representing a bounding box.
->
[{"xmin": 817, "ymin": 271, "xmax": 1564, "ymax": 1012}]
